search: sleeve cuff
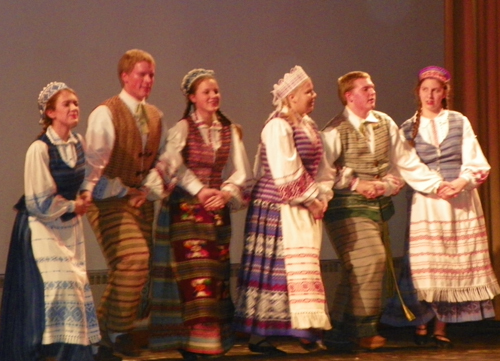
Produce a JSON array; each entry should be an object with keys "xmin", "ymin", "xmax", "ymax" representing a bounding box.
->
[
  {"xmin": 67, "ymin": 201, "xmax": 76, "ymax": 213},
  {"xmin": 350, "ymin": 177, "xmax": 360, "ymax": 191}
]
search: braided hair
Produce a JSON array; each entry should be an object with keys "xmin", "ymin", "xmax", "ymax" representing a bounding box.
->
[{"xmin": 410, "ymin": 79, "xmax": 450, "ymax": 146}]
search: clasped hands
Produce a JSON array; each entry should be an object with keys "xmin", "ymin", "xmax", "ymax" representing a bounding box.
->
[
  {"xmin": 356, "ymin": 179, "xmax": 388, "ymax": 199},
  {"xmin": 197, "ymin": 187, "xmax": 232, "ymax": 211},
  {"xmin": 356, "ymin": 177, "xmax": 467, "ymax": 200},
  {"xmin": 76, "ymin": 187, "xmax": 152, "ymax": 213},
  {"xmin": 128, "ymin": 187, "xmax": 149, "ymax": 208},
  {"xmin": 306, "ymin": 198, "xmax": 328, "ymax": 220},
  {"xmin": 436, "ymin": 178, "xmax": 468, "ymax": 200},
  {"xmin": 73, "ymin": 190, "xmax": 93, "ymax": 215}
]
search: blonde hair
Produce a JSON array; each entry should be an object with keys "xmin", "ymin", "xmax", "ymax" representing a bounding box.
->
[
  {"xmin": 117, "ymin": 49, "xmax": 155, "ymax": 86},
  {"xmin": 39, "ymin": 88, "xmax": 77, "ymax": 135},
  {"xmin": 269, "ymin": 81, "xmax": 307, "ymax": 124}
]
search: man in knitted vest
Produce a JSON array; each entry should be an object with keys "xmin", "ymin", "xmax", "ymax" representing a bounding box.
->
[
  {"xmin": 83, "ymin": 49, "xmax": 167, "ymax": 360},
  {"xmin": 321, "ymin": 71, "xmax": 443, "ymax": 351}
]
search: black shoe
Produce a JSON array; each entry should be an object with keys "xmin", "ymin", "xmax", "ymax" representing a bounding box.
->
[
  {"xmin": 178, "ymin": 349, "xmax": 199, "ymax": 360},
  {"xmin": 93, "ymin": 346, "xmax": 122, "ymax": 361},
  {"xmin": 299, "ymin": 340, "xmax": 326, "ymax": 352},
  {"xmin": 323, "ymin": 330, "xmax": 354, "ymax": 353},
  {"xmin": 432, "ymin": 334, "xmax": 453, "ymax": 349},
  {"xmin": 114, "ymin": 333, "xmax": 142, "ymax": 357},
  {"xmin": 414, "ymin": 326, "xmax": 429, "ymax": 345},
  {"xmin": 248, "ymin": 340, "xmax": 287, "ymax": 356}
]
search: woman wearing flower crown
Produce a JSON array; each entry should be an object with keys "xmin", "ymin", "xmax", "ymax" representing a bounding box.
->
[
  {"xmin": 232, "ymin": 66, "xmax": 335, "ymax": 355},
  {"xmin": 0, "ymin": 83, "xmax": 100, "ymax": 361},
  {"xmin": 147, "ymin": 68, "xmax": 253, "ymax": 360},
  {"xmin": 381, "ymin": 66, "xmax": 500, "ymax": 347}
]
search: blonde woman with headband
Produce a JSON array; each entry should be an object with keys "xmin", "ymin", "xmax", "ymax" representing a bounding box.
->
[
  {"xmin": 148, "ymin": 68, "xmax": 253, "ymax": 360},
  {"xmin": 233, "ymin": 66, "xmax": 335, "ymax": 356},
  {"xmin": 0, "ymin": 82, "xmax": 100, "ymax": 361}
]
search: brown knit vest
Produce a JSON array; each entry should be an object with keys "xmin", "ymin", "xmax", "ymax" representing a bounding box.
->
[{"xmin": 101, "ymin": 96, "xmax": 162, "ymax": 188}]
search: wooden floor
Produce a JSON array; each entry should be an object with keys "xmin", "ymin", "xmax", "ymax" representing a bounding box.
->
[{"xmin": 116, "ymin": 321, "xmax": 500, "ymax": 361}]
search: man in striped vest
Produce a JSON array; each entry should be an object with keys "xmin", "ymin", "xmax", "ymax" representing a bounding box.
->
[
  {"xmin": 83, "ymin": 49, "xmax": 167, "ymax": 360},
  {"xmin": 321, "ymin": 71, "xmax": 443, "ymax": 351}
]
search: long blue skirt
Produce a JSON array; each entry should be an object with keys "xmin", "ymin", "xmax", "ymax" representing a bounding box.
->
[{"xmin": 0, "ymin": 198, "xmax": 93, "ymax": 361}]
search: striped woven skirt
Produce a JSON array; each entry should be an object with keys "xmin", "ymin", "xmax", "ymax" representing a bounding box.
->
[
  {"xmin": 232, "ymin": 199, "xmax": 320, "ymax": 340},
  {"xmin": 149, "ymin": 191, "xmax": 234, "ymax": 355}
]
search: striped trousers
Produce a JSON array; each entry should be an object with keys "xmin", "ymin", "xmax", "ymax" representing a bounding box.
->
[
  {"xmin": 87, "ymin": 198, "xmax": 154, "ymax": 333},
  {"xmin": 324, "ymin": 216, "xmax": 387, "ymax": 338}
]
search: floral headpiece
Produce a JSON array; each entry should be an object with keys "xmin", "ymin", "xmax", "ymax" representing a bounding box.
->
[
  {"xmin": 418, "ymin": 66, "xmax": 451, "ymax": 83},
  {"xmin": 181, "ymin": 68, "xmax": 215, "ymax": 95},
  {"xmin": 37, "ymin": 81, "xmax": 69, "ymax": 124}
]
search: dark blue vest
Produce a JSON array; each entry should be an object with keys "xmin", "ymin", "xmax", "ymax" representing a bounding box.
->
[{"xmin": 39, "ymin": 133, "xmax": 85, "ymax": 221}]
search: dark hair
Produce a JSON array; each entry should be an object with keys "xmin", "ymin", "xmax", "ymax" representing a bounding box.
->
[
  {"xmin": 410, "ymin": 78, "xmax": 450, "ymax": 146},
  {"xmin": 181, "ymin": 75, "xmax": 231, "ymax": 126}
]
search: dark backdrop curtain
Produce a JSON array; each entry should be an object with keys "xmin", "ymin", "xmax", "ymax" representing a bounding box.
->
[{"xmin": 445, "ymin": 0, "xmax": 500, "ymax": 318}]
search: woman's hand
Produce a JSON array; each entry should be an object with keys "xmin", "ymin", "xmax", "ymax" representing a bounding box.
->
[
  {"xmin": 437, "ymin": 178, "xmax": 468, "ymax": 200},
  {"xmin": 202, "ymin": 190, "xmax": 232, "ymax": 211},
  {"xmin": 196, "ymin": 187, "xmax": 219, "ymax": 205},
  {"xmin": 79, "ymin": 190, "xmax": 93, "ymax": 205},
  {"xmin": 73, "ymin": 197, "xmax": 89, "ymax": 215},
  {"xmin": 307, "ymin": 198, "xmax": 326, "ymax": 220}
]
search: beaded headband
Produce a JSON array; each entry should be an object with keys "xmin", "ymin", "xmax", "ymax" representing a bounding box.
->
[
  {"xmin": 38, "ymin": 81, "xmax": 69, "ymax": 124},
  {"xmin": 418, "ymin": 66, "xmax": 451, "ymax": 83},
  {"xmin": 271, "ymin": 66, "xmax": 309, "ymax": 106},
  {"xmin": 181, "ymin": 68, "xmax": 215, "ymax": 96}
]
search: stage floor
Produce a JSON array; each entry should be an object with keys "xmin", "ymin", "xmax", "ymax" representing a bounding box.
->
[{"xmin": 115, "ymin": 321, "xmax": 500, "ymax": 361}]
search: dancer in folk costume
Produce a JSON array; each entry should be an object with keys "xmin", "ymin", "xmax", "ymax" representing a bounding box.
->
[
  {"xmin": 321, "ymin": 71, "xmax": 446, "ymax": 351},
  {"xmin": 381, "ymin": 66, "xmax": 500, "ymax": 347},
  {"xmin": 233, "ymin": 66, "xmax": 335, "ymax": 355},
  {"xmin": 83, "ymin": 49, "xmax": 167, "ymax": 359},
  {"xmin": 0, "ymin": 82, "xmax": 100, "ymax": 361},
  {"xmin": 148, "ymin": 68, "xmax": 253, "ymax": 360}
]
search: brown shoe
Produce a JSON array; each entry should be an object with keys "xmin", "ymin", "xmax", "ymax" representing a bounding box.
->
[{"xmin": 357, "ymin": 335, "xmax": 386, "ymax": 350}]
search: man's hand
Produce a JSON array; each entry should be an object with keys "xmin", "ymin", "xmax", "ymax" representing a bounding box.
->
[
  {"xmin": 128, "ymin": 187, "xmax": 147, "ymax": 208},
  {"xmin": 356, "ymin": 179, "xmax": 383, "ymax": 199}
]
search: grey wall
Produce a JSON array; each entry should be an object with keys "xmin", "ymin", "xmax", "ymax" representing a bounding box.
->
[{"xmin": 0, "ymin": 0, "xmax": 444, "ymax": 272}]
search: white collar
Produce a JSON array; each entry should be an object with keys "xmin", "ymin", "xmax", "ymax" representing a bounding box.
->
[
  {"xmin": 46, "ymin": 126, "xmax": 78, "ymax": 145},
  {"xmin": 345, "ymin": 107, "xmax": 379, "ymax": 128},
  {"xmin": 192, "ymin": 111, "xmax": 221, "ymax": 129},
  {"xmin": 418, "ymin": 109, "xmax": 448, "ymax": 126},
  {"xmin": 119, "ymin": 89, "xmax": 144, "ymax": 114}
]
